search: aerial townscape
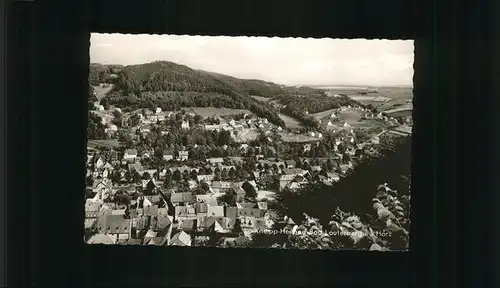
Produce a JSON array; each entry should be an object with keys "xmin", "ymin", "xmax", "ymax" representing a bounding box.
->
[{"xmin": 86, "ymin": 52, "xmax": 412, "ymax": 250}]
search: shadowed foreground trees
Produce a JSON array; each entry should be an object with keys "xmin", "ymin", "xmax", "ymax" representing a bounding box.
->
[
  {"xmin": 252, "ymin": 136, "xmax": 411, "ymax": 250},
  {"xmin": 274, "ymin": 136, "xmax": 411, "ymax": 227}
]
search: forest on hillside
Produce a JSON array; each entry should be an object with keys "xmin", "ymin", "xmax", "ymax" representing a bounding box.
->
[{"xmin": 89, "ymin": 61, "xmax": 359, "ymax": 128}]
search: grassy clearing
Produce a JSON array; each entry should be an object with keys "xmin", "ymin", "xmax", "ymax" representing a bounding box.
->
[
  {"xmin": 186, "ymin": 107, "xmax": 251, "ymax": 117},
  {"xmin": 93, "ymin": 84, "xmax": 114, "ymax": 101},
  {"xmin": 311, "ymin": 109, "xmax": 337, "ymax": 120},
  {"xmin": 376, "ymin": 99, "xmax": 410, "ymax": 112},
  {"xmin": 352, "ymin": 120, "xmax": 390, "ymax": 129},
  {"xmin": 87, "ymin": 139, "xmax": 121, "ymax": 148},
  {"xmin": 278, "ymin": 113, "xmax": 303, "ymax": 129},
  {"xmin": 250, "ymin": 95, "xmax": 272, "ymax": 102},
  {"xmin": 337, "ymin": 109, "xmax": 363, "ymax": 124},
  {"xmin": 375, "ymin": 87, "xmax": 413, "ymax": 100},
  {"xmin": 384, "ymin": 108, "xmax": 413, "ymax": 118}
]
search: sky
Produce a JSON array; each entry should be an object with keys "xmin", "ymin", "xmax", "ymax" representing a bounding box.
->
[{"xmin": 90, "ymin": 33, "xmax": 414, "ymax": 87}]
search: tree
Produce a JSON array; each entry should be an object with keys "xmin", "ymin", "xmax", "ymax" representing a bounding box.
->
[
  {"xmin": 220, "ymin": 189, "xmax": 237, "ymax": 206},
  {"xmin": 173, "ymin": 169, "xmax": 182, "ymax": 182},
  {"xmin": 193, "ymin": 187, "xmax": 206, "ymax": 195},
  {"xmin": 132, "ymin": 171, "xmax": 142, "ymax": 183},
  {"xmin": 242, "ymin": 181, "xmax": 258, "ymax": 200},
  {"xmin": 112, "ymin": 110, "xmax": 123, "ymax": 127},
  {"xmin": 343, "ymin": 154, "xmax": 351, "ymax": 163},
  {"xmin": 302, "ymin": 161, "xmax": 311, "ymax": 171},
  {"xmin": 221, "ymin": 169, "xmax": 229, "ymax": 180},
  {"xmin": 85, "ymin": 175, "xmax": 94, "ymax": 187},
  {"xmin": 129, "ymin": 113, "xmax": 141, "ymax": 127},
  {"xmin": 193, "ymin": 114, "xmax": 203, "ymax": 124},
  {"xmin": 338, "ymin": 144, "xmax": 346, "ymax": 154},
  {"xmin": 200, "ymin": 181, "xmax": 210, "ymax": 192},
  {"xmin": 142, "ymin": 171, "xmax": 151, "ymax": 180},
  {"xmin": 273, "ymin": 136, "xmax": 411, "ymax": 230},
  {"xmin": 326, "ymin": 159, "xmax": 335, "ymax": 171},
  {"xmin": 100, "ymin": 98, "xmax": 110, "ymax": 110}
]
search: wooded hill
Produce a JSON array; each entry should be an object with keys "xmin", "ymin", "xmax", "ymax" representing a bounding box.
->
[{"xmin": 88, "ymin": 61, "xmax": 359, "ymax": 128}]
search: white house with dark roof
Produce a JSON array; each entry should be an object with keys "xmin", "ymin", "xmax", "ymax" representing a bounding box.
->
[
  {"xmin": 207, "ymin": 158, "xmax": 224, "ymax": 165},
  {"xmin": 181, "ymin": 120, "xmax": 190, "ymax": 129},
  {"xmin": 178, "ymin": 151, "xmax": 189, "ymax": 161},
  {"xmin": 123, "ymin": 149, "xmax": 138, "ymax": 160}
]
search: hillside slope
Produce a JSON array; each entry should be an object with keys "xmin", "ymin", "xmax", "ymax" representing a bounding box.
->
[{"xmin": 89, "ymin": 61, "xmax": 357, "ymax": 128}]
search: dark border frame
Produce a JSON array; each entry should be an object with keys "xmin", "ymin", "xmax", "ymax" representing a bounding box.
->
[{"xmin": 7, "ymin": 0, "xmax": 488, "ymax": 286}]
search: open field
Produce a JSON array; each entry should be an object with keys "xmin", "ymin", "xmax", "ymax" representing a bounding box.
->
[
  {"xmin": 250, "ymin": 95, "xmax": 272, "ymax": 102},
  {"xmin": 376, "ymin": 99, "xmax": 411, "ymax": 112},
  {"xmin": 352, "ymin": 119, "xmax": 390, "ymax": 129},
  {"xmin": 186, "ymin": 107, "xmax": 251, "ymax": 117},
  {"xmin": 87, "ymin": 139, "xmax": 121, "ymax": 148},
  {"xmin": 374, "ymin": 87, "xmax": 413, "ymax": 100},
  {"xmin": 383, "ymin": 107, "xmax": 413, "ymax": 117},
  {"xmin": 311, "ymin": 109, "xmax": 336, "ymax": 120},
  {"xmin": 278, "ymin": 113, "xmax": 303, "ymax": 129},
  {"xmin": 93, "ymin": 84, "xmax": 114, "ymax": 101},
  {"xmin": 279, "ymin": 132, "xmax": 320, "ymax": 143},
  {"xmin": 337, "ymin": 109, "xmax": 363, "ymax": 124},
  {"xmin": 350, "ymin": 96, "xmax": 391, "ymax": 102},
  {"xmin": 317, "ymin": 86, "xmax": 412, "ymax": 106}
]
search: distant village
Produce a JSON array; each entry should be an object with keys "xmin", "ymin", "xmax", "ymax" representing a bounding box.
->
[{"xmin": 86, "ymin": 100, "xmax": 412, "ymax": 247}]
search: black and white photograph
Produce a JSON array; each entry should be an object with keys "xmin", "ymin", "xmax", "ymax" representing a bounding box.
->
[{"xmin": 85, "ymin": 33, "xmax": 413, "ymax": 251}]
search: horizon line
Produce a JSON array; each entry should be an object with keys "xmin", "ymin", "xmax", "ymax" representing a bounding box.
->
[{"xmin": 90, "ymin": 61, "xmax": 413, "ymax": 88}]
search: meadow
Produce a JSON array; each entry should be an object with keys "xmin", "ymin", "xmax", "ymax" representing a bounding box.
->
[{"xmin": 278, "ymin": 113, "xmax": 303, "ymax": 129}]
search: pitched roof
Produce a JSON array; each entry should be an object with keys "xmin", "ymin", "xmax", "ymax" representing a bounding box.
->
[
  {"xmin": 155, "ymin": 215, "xmax": 172, "ymax": 230},
  {"xmin": 233, "ymin": 187, "xmax": 246, "ymax": 195},
  {"xmin": 158, "ymin": 208, "xmax": 169, "ymax": 215},
  {"xmin": 181, "ymin": 219, "xmax": 197, "ymax": 232},
  {"xmin": 111, "ymin": 209, "xmax": 126, "ymax": 215},
  {"xmin": 282, "ymin": 168, "xmax": 306, "ymax": 175},
  {"xmin": 143, "ymin": 205, "xmax": 159, "ymax": 216},
  {"xmin": 251, "ymin": 218, "xmax": 267, "ymax": 230},
  {"xmin": 199, "ymin": 216, "xmax": 225, "ymax": 229},
  {"xmin": 238, "ymin": 203, "xmax": 256, "ymax": 209},
  {"xmin": 87, "ymin": 234, "xmax": 116, "ymax": 245},
  {"xmin": 197, "ymin": 174, "xmax": 215, "ymax": 182},
  {"xmin": 124, "ymin": 149, "xmax": 138, "ymax": 155},
  {"xmin": 170, "ymin": 231, "xmax": 191, "ymax": 246},
  {"xmin": 225, "ymin": 207, "xmax": 238, "ymax": 219},
  {"xmin": 170, "ymin": 192, "xmax": 194, "ymax": 203},
  {"xmin": 280, "ymin": 175, "xmax": 296, "ymax": 181},
  {"xmin": 327, "ymin": 172, "xmax": 341, "ymax": 181},
  {"xmin": 257, "ymin": 202, "xmax": 268, "ymax": 210},
  {"xmin": 196, "ymin": 194, "xmax": 218, "ymax": 206},
  {"xmin": 207, "ymin": 158, "xmax": 224, "ymax": 164},
  {"xmin": 145, "ymin": 195, "xmax": 161, "ymax": 204},
  {"xmin": 103, "ymin": 215, "xmax": 131, "ymax": 234},
  {"xmin": 211, "ymin": 181, "xmax": 232, "ymax": 189},
  {"xmin": 84, "ymin": 218, "xmax": 98, "ymax": 230},
  {"xmin": 175, "ymin": 206, "xmax": 187, "ymax": 216},
  {"xmin": 194, "ymin": 203, "xmax": 209, "ymax": 214},
  {"xmin": 238, "ymin": 208, "xmax": 266, "ymax": 218}
]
